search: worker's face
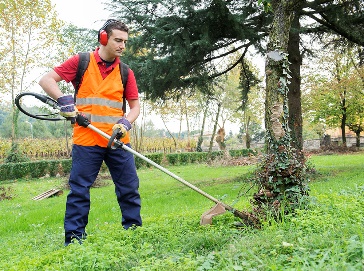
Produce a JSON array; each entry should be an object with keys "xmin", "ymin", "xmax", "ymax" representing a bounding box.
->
[{"xmin": 105, "ymin": 29, "xmax": 128, "ymax": 57}]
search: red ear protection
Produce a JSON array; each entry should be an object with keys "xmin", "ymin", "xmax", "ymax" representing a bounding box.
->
[
  {"xmin": 99, "ymin": 30, "xmax": 108, "ymax": 46},
  {"xmin": 98, "ymin": 19, "xmax": 117, "ymax": 46}
]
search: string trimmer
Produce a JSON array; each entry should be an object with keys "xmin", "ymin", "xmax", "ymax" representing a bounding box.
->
[{"xmin": 15, "ymin": 92, "xmax": 252, "ymax": 225}]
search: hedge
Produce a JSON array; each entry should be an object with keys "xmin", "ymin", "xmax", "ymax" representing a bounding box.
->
[
  {"xmin": 0, "ymin": 159, "xmax": 72, "ymax": 181},
  {"xmin": 0, "ymin": 149, "xmax": 256, "ymax": 182}
]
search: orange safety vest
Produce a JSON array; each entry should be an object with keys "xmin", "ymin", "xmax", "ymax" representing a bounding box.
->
[{"xmin": 73, "ymin": 53, "xmax": 130, "ymax": 147}]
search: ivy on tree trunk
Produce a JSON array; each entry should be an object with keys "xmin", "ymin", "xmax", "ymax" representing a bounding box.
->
[{"xmin": 249, "ymin": 0, "xmax": 310, "ymax": 224}]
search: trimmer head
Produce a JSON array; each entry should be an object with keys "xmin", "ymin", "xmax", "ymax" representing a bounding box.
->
[{"xmin": 200, "ymin": 203, "xmax": 226, "ymax": 225}]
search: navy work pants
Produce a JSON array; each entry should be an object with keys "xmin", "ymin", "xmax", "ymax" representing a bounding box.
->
[{"xmin": 64, "ymin": 144, "xmax": 142, "ymax": 244}]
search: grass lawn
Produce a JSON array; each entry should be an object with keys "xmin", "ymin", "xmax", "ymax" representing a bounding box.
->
[{"xmin": 0, "ymin": 152, "xmax": 363, "ymax": 270}]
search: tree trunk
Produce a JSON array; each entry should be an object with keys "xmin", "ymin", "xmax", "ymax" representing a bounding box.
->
[
  {"xmin": 251, "ymin": 0, "xmax": 309, "ymax": 221},
  {"xmin": 355, "ymin": 130, "xmax": 361, "ymax": 148},
  {"xmin": 64, "ymin": 120, "xmax": 72, "ymax": 156},
  {"xmin": 215, "ymin": 127, "xmax": 226, "ymax": 151},
  {"xmin": 288, "ymin": 8, "xmax": 303, "ymax": 152},
  {"xmin": 208, "ymin": 102, "xmax": 221, "ymax": 153},
  {"xmin": 11, "ymin": 19, "xmax": 16, "ymax": 144},
  {"xmin": 161, "ymin": 117, "xmax": 177, "ymax": 149},
  {"xmin": 245, "ymin": 115, "xmax": 251, "ymax": 149},
  {"xmin": 185, "ymin": 104, "xmax": 190, "ymax": 144},
  {"xmin": 178, "ymin": 110, "xmax": 183, "ymax": 139},
  {"xmin": 341, "ymin": 90, "xmax": 347, "ymax": 147},
  {"xmin": 197, "ymin": 100, "xmax": 209, "ymax": 152},
  {"xmin": 264, "ymin": 1, "xmax": 293, "ymax": 154}
]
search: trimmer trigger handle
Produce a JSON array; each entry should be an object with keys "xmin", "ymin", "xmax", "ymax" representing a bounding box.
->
[
  {"xmin": 107, "ymin": 128, "xmax": 123, "ymax": 149},
  {"xmin": 76, "ymin": 114, "xmax": 91, "ymax": 127}
]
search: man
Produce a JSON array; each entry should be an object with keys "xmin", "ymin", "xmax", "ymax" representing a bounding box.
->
[{"xmin": 39, "ymin": 19, "xmax": 142, "ymax": 246}]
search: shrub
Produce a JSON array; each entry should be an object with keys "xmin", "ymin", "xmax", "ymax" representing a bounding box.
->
[
  {"xmin": 167, "ymin": 153, "xmax": 179, "ymax": 165},
  {"xmin": 5, "ymin": 142, "xmax": 30, "ymax": 163},
  {"xmin": 195, "ymin": 152, "xmax": 209, "ymax": 162},
  {"xmin": 146, "ymin": 153, "xmax": 164, "ymax": 166},
  {"xmin": 48, "ymin": 160, "xmax": 60, "ymax": 177},
  {"xmin": 30, "ymin": 160, "xmax": 49, "ymax": 178},
  {"xmin": 209, "ymin": 151, "xmax": 224, "ymax": 160},
  {"xmin": 135, "ymin": 156, "xmax": 147, "ymax": 169},
  {"xmin": 0, "ymin": 149, "xmax": 256, "ymax": 181},
  {"xmin": 0, "ymin": 159, "xmax": 72, "ymax": 181},
  {"xmin": 179, "ymin": 153, "xmax": 190, "ymax": 165},
  {"xmin": 134, "ymin": 153, "xmax": 164, "ymax": 169},
  {"xmin": 60, "ymin": 159, "xmax": 72, "ymax": 174},
  {"xmin": 229, "ymin": 148, "xmax": 256, "ymax": 157}
]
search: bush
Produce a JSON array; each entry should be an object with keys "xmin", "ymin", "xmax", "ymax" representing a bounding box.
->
[
  {"xmin": 49, "ymin": 160, "xmax": 60, "ymax": 177},
  {"xmin": 209, "ymin": 151, "xmax": 224, "ymax": 160},
  {"xmin": 167, "ymin": 153, "xmax": 179, "ymax": 165},
  {"xmin": 194, "ymin": 152, "xmax": 209, "ymax": 162},
  {"xmin": 60, "ymin": 159, "xmax": 72, "ymax": 174},
  {"xmin": 179, "ymin": 153, "xmax": 190, "ymax": 164},
  {"xmin": 0, "ymin": 159, "xmax": 72, "ymax": 181},
  {"xmin": 30, "ymin": 160, "xmax": 49, "ymax": 178},
  {"xmin": 135, "ymin": 153, "xmax": 164, "ymax": 169},
  {"xmin": 0, "ymin": 149, "xmax": 256, "ymax": 181},
  {"xmin": 134, "ymin": 156, "xmax": 147, "ymax": 169},
  {"xmin": 146, "ymin": 153, "xmax": 164, "ymax": 166},
  {"xmin": 5, "ymin": 142, "xmax": 30, "ymax": 163},
  {"xmin": 229, "ymin": 148, "xmax": 256, "ymax": 157}
]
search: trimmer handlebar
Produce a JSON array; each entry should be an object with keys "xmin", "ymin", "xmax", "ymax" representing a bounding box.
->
[
  {"xmin": 75, "ymin": 114, "xmax": 122, "ymax": 149},
  {"xmin": 107, "ymin": 128, "xmax": 123, "ymax": 149}
]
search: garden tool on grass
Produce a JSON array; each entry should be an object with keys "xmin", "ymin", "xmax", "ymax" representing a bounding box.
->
[
  {"xmin": 76, "ymin": 114, "xmax": 250, "ymax": 225},
  {"xmin": 14, "ymin": 92, "xmax": 250, "ymax": 225}
]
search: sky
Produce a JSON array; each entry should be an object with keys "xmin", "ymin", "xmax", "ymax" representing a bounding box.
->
[{"xmin": 51, "ymin": 0, "xmax": 112, "ymax": 30}]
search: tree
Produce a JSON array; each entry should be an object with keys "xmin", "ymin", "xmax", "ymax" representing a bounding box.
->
[
  {"xmin": 305, "ymin": 45, "xmax": 364, "ymax": 147},
  {"xmin": 109, "ymin": 0, "xmax": 269, "ymax": 100},
  {"xmin": 107, "ymin": 0, "xmax": 363, "ymax": 223},
  {"xmin": 150, "ymin": 91, "xmax": 201, "ymax": 149},
  {"xmin": 206, "ymin": 73, "xmax": 242, "ymax": 153},
  {"xmin": 347, "ymin": 85, "xmax": 364, "ymax": 148},
  {"xmin": 347, "ymin": 46, "xmax": 364, "ymax": 147},
  {"xmin": 208, "ymin": 100, "xmax": 222, "ymax": 153},
  {"xmin": 195, "ymin": 93, "xmax": 211, "ymax": 152},
  {"xmin": 234, "ymin": 59, "xmax": 264, "ymax": 148},
  {"xmin": 0, "ymin": 0, "xmax": 62, "ymax": 160},
  {"xmin": 109, "ymin": 0, "xmax": 364, "ymax": 154},
  {"xmin": 287, "ymin": 0, "xmax": 364, "ymax": 150},
  {"xmin": 248, "ymin": 0, "xmax": 310, "ymax": 222}
]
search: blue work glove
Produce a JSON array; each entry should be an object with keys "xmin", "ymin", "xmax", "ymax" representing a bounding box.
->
[
  {"xmin": 112, "ymin": 117, "xmax": 132, "ymax": 139},
  {"xmin": 57, "ymin": 95, "xmax": 77, "ymax": 119}
]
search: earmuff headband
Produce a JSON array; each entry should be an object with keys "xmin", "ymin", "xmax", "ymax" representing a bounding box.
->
[{"xmin": 98, "ymin": 19, "xmax": 120, "ymax": 46}]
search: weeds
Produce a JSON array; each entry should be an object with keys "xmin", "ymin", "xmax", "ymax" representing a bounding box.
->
[{"xmin": 0, "ymin": 185, "xmax": 14, "ymax": 201}]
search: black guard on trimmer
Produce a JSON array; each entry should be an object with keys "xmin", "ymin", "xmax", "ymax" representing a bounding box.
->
[{"xmin": 107, "ymin": 128, "xmax": 123, "ymax": 150}]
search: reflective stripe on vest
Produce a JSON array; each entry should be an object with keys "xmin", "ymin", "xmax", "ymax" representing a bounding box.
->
[
  {"xmin": 73, "ymin": 52, "xmax": 130, "ymax": 146},
  {"xmin": 77, "ymin": 97, "xmax": 123, "ymax": 110},
  {"xmin": 78, "ymin": 112, "xmax": 120, "ymax": 124}
]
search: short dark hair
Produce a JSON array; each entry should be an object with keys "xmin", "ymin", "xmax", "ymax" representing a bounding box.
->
[{"xmin": 100, "ymin": 19, "xmax": 129, "ymax": 39}]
